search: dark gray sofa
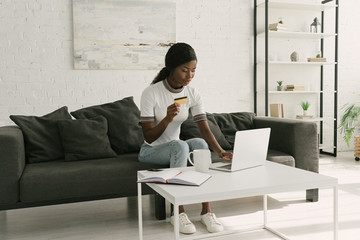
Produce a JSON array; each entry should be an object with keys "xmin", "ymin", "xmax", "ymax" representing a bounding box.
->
[
  {"xmin": 0, "ymin": 98, "xmax": 319, "ymax": 221},
  {"xmin": 0, "ymin": 128, "xmax": 164, "ymax": 207}
]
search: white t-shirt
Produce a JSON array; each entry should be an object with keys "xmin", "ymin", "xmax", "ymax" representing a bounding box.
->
[{"xmin": 140, "ymin": 79, "xmax": 206, "ymax": 146}]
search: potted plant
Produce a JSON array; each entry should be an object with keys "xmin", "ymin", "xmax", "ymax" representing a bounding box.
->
[
  {"xmin": 339, "ymin": 103, "xmax": 360, "ymax": 160},
  {"xmin": 300, "ymin": 101, "xmax": 310, "ymax": 116},
  {"xmin": 278, "ymin": 17, "xmax": 284, "ymax": 24},
  {"xmin": 277, "ymin": 81, "xmax": 283, "ymax": 91}
]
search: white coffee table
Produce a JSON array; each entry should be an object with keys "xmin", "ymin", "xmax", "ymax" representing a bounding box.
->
[{"xmin": 137, "ymin": 161, "xmax": 338, "ymax": 240}]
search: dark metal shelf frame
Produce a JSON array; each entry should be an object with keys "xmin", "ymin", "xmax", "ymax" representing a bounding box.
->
[{"xmin": 253, "ymin": 0, "xmax": 339, "ymax": 156}]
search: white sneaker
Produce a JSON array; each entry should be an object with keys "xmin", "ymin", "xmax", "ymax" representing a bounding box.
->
[
  {"xmin": 170, "ymin": 212, "xmax": 196, "ymax": 234},
  {"xmin": 200, "ymin": 212, "xmax": 224, "ymax": 233}
]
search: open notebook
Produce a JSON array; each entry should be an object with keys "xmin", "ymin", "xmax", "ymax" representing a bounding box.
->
[{"xmin": 138, "ymin": 169, "xmax": 211, "ymax": 186}]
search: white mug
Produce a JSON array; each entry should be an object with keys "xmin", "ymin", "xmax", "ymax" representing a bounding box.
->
[{"xmin": 188, "ymin": 149, "xmax": 211, "ymax": 173}]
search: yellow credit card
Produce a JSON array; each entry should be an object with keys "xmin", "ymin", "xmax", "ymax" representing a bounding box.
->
[{"xmin": 174, "ymin": 96, "xmax": 187, "ymax": 105}]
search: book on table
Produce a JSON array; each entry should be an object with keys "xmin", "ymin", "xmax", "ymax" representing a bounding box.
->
[{"xmin": 138, "ymin": 169, "xmax": 211, "ymax": 186}]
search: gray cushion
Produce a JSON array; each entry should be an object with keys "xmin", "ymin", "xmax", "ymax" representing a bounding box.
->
[
  {"xmin": 9, "ymin": 107, "xmax": 72, "ymax": 163},
  {"xmin": 212, "ymin": 112, "xmax": 256, "ymax": 147},
  {"xmin": 180, "ymin": 113, "xmax": 232, "ymax": 150},
  {"xmin": 57, "ymin": 116, "xmax": 117, "ymax": 161},
  {"xmin": 267, "ymin": 149, "xmax": 295, "ymax": 167},
  {"xmin": 19, "ymin": 154, "xmax": 168, "ymax": 202},
  {"xmin": 71, "ymin": 97, "xmax": 144, "ymax": 154}
]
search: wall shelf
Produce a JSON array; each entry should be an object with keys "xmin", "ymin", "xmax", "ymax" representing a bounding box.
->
[
  {"xmin": 257, "ymin": 1, "xmax": 337, "ymax": 11},
  {"xmin": 269, "ymin": 91, "xmax": 323, "ymax": 94},
  {"xmin": 276, "ymin": 117, "xmax": 336, "ymax": 122},
  {"xmin": 258, "ymin": 31, "xmax": 337, "ymax": 39},
  {"xmin": 259, "ymin": 61, "xmax": 337, "ymax": 66}
]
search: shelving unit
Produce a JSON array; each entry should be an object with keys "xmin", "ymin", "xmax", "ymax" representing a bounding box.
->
[{"xmin": 254, "ymin": 0, "xmax": 339, "ymax": 156}]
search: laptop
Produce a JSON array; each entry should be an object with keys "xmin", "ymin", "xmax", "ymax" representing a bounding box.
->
[{"xmin": 210, "ymin": 128, "xmax": 271, "ymax": 172}]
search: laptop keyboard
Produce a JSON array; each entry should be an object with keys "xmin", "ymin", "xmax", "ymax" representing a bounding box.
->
[{"xmin": 219, "ymin": 164, "xmax": 232, "ymax": 170}]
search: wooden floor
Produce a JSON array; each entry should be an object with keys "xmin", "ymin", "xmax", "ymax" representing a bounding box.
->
[{"xmin": 1, "ymin": 151, "xmax": 359, "ymax": 240}]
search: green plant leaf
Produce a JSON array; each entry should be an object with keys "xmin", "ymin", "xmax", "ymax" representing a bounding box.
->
[
  {"xmin": 338, "ymin": 103, "xmax": 360, "ymax": 146},
  {"xmin": 300, "ymin": 101, "xmax": 310, "ymax": 110}
]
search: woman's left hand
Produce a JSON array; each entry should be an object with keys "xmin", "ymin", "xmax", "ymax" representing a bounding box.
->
[{"xmin": 218, "ymin": 151, "xmax": 233, "ymax": 161}]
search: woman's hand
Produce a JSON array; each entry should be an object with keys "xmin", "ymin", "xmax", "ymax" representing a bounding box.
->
[
  {"xmin": 165, "ymin": 103, "xmax": 180, "ymax": 122},
  {"xmin": 218, "ymin": 151, "xmax": 233, "ymax": 161},
  {"xmin": 141, "ymin": 103, "xmax": 179, "ymax": 144}
]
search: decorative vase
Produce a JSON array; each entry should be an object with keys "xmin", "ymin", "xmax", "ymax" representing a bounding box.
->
[
  {"xmin": 290, "ymin": 51, "xmax": 299, "ymax": 62},
  {"xmin": 303, "ymin": 110, "xmax": 308, "ymax": 116},
  {"xmin": 277, "ymin": 86, "xmax": 282, "ymax": 91}
]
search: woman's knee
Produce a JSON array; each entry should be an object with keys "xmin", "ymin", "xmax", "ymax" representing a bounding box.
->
[
  {"xmin": 170, "ymin": 140, "xmax": 189, "ymax": 154},
  {"xmin": 169, "ymin": 140, "xmax": 189, "ymax": 167},
  {"xmin": 187, "ymin": 138, "xmax": 208, "ymax": 151}
]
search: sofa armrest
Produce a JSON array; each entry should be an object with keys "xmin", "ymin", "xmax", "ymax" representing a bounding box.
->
[
  {"xmin": 254, "ymin": 117, "xmax": 319, "ymax": 173},
  {"xmin": 0, "ymin": 126, "xmax": 26, "ymax": 204}
]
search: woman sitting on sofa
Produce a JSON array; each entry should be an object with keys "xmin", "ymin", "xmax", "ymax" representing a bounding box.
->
[{"xmin": 138, "ymin": 42, "xmax": 232, "ymax": 234}]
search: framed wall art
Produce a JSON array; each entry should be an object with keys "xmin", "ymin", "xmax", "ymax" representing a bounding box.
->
[{"xmin": 73, "ymin": 0, "xmax": 176, "ymax": 70}]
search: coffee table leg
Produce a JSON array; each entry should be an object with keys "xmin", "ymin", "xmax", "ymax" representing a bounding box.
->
[
  {"xmin": 138, "ymin": 182, "xmax": 143, "ymax": 240},
  {"xmin": 334, "ymin": 186, "xmax": 338, "ymax": 240},
  {"xmin": 173, "ymin": 204, "xmax": 180, "ymax": 240},
  {"xmin": 263, "ymin": 195, "xmax": 268, "ymax": 227}
]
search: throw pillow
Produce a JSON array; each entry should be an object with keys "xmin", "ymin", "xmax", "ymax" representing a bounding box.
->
[
  {"xmin": 212, "ymin": 112, "xmax": 256, "ymax": 148},
  {"xmin": 57, "ymin": 116, "xmax": 117, "ymax": 161},
  {"xmin": 180, "ymin": 113, "xmax": 232, "ymax": 150},
  {"xmin": 9, "ymin": 106, "xmax": 72, "ymax": 163},
  {"xmin": 71, "ymin": 96, "xmax": 144, "ymax": 154}
]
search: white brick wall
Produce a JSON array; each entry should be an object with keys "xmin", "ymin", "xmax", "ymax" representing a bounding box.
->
[
  {"xmin": 0, "ymin": 0, "xmax": 252, "ymax": 122},
  {"xmin": 0, "ymin": 0, "xmax": 358, "ymax": 151}
]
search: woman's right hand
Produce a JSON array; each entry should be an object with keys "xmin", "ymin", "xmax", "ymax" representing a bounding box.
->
[{"xmin": 166, "ymin": 103, "xmax": 180, "ymax": 122}]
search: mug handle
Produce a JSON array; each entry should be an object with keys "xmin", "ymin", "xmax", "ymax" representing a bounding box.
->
[{"xmin": 188, "ymin": 152, "xmax": 194, "ymax": 166}]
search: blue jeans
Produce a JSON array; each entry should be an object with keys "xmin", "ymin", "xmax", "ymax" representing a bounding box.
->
[{"xmin": 138, "ymin": 138, "xmax": 208, "ymax": 168}]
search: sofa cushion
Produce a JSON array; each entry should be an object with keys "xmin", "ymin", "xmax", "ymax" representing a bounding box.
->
[
  {"xmin": 180, "ymin": 113, "xmax": 232, "ymax": 150},
  {"xmin": 57, "ymin": 116, "xmax": 117, "ymax": 162},
  {"xmin": 212, "ymin": 112, "xmax": 256, "ymax": 147},
  {"xmin": 71, "ymin": 97, "xmax": 144, "ymax": 154},
  {"xmin": 267, "ymin": 149, "xmax": 295, "ymax": 167},
  {"xmin": 19, "ymin": 154, "xmax": 168, "ymax": 202},
  {"xmin": 9, "ymin": 107, "xmax": 72, "ymax": 163}
]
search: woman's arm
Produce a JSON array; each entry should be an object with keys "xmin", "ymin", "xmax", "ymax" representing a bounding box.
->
[
  {"xmin": 196, "ymin": 120, "xmax": 233, "ymax": 160},
  {"xmin": 141, "ymin": 103, "xmax": 180, "ymax": 144}
]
